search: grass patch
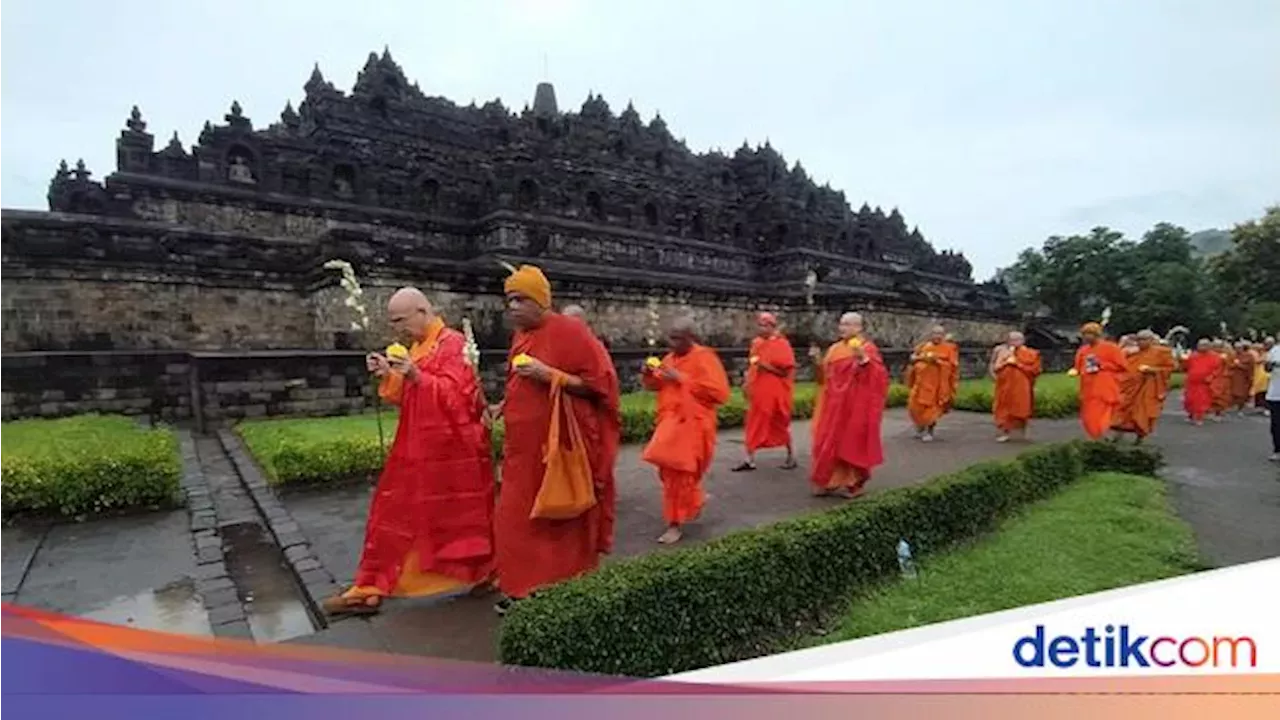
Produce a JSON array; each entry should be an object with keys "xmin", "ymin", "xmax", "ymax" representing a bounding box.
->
[
  {"xmin": 810, "ymin": 471, "xmax": 1202, "ymax": 646},
  {"xmin": 234, "ymin": 372, "xmax": 1178, "ymax": 486},
  {"xmin": 1, "ymin": 415, "xmax": 181, "ymax": 519}
]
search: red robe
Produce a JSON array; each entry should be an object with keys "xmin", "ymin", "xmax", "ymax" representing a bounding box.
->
[
  {"xmin": 495, "ymin": 313, "xmax": 621, "ymax": 599},
  {"xmin": 1182, "ymin": 351, "xmax": 1222, "ymax": 421},
  {"xmin": 352, "ymin": 323, "xmax": 494, "ymax": 597},
  {"xmin": 744, "ymin": 333, "xmax": 796, "ymax": 452},
  {"xmin": 810, "ymin": 339, "xmax": 890, "ymax": 491}
]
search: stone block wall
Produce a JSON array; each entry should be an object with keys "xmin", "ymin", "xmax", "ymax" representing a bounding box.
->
[{"xmin": 1, "ymin": 351, "xmax": 193, "ymax": 421}]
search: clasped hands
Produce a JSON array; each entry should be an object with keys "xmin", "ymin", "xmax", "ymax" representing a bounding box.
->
[
  {"xmin": 641, "ymin": 361, "xmax": 682, "ymax": 383},
  {"xmin": 366, "ymin": 352, "xmax": 421, "ymax": 382}
]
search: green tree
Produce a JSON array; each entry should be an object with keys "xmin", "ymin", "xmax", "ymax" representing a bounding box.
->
[{"xmin": 1210, "ymin": 207, "xmax": 1280, "ymax": 322}]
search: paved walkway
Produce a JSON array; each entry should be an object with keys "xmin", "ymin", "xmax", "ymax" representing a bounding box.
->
[
  {"xmin": 280, "ymin": 406, "xmax": 1137, "ymax": 660},
  {"xmin": 5, "ymin": 399, "xmax": 1275, "ymax": 660}
]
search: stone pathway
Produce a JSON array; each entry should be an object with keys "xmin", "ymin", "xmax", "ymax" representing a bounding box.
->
[{"xmin": 4, "ymin": 399, "xmax": 1275, "ymax": 660}]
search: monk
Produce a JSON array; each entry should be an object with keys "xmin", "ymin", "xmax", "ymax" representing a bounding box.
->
[
  {"xmin": 561, "ymin": 303, "xmax": 620, "ymax": 555},
  {"xmin": 1229, "ymin": 340, "xmax": 1257, "ymax": 416},
  {"xmin": 1182, "ymin": 339, "xmax": 1223, "ymax": 425},
  {"xmin": 493, "ymin": 265, "xmax": 621, "ymax": 614},
  {"xmin": 1071, "ymin": 322, "xmax": 1128, "ymax": 439},
  {"xmin": 810, "ymin": 312, "xmax": 890, "ymax": 498},
  {"xmin": 990, "ymin": 331, "xmax": 1041, "ymax": 442},
  {"xmin": 1111, "ymin": 329, "xmax": 1177, "ymax": 442},
  {"xmin": 640, "ymin": 317, "xmax": 730, "ymax": 544},
  {"xmin": 905, "ymin": 325, "xmax": 959, "ymax": 442},
  {"xmin": 734, "ymin": 312, "xmax": 797, "ymax": 471},
  {"xmin": 323, "ymin": 288, "xmax": 495, "ymax": 617},
  {"xmin": 1209, "ymin": 340, "xmax": 1234, "ymax": 421}
]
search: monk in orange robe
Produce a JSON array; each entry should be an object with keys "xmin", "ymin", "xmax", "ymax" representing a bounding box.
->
[
  {"xmin": 1111, "ymin": 330, "xmax": 1178, "ymax": 442},
  {"xmin": 905, "ymin": 324, "xmax": 959, "ymax": 442},
  {"xmin": 641, "ymin": 317, "xmax": 730, "ymax": 544},
  {"xmin": 1071, "ymin": 322, "xmax": 1128, "ymax": 439},
  {"xmin": 1182, "ymin": 339, "xmax": 1222, "ymax": 425},
  {"xmin": 323, "ymin": 288, "xmax": 495, "ymax": 617},
  {"xmin": 1209, "ymin": 340, "xmax": 1233, "ymax": 420},
  {"xmin": 560, "ymin": 303, "xmax": 619, "ymax": 554},
  {"xmin": 492, "ymin": 265, "xmax": 620, "ymax": 615},
  {"xmin": 1229, "ymin": 340, "xmax": 1257, "ymax": 415},
  {"xmin": 810, "ymin": 312, "xmax": 890, "ymax": 498},
  {"xmin": 990, "ymin": 331, "xmax": 1041, "ymax": 442},
  {"xmin": 734, "ymin": 312, "xmax": 797, "ymax": 471}
]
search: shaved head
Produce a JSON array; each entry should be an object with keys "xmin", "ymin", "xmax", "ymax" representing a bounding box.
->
[
  {"xmin": 667, "ymin": 315, "xmax": 698, "ymax": 355},
  {"xmin": 562, "ymin": 304, "xmax": 586, "ymax": 319},
  {"xmin": 838, "ymin": 312, "xmax": 864, "ymax": 340},
  {"xmin": 1008, "ymin": 331, "xmax": 1025, "ymax": 346},
  {"xmin": 929, "ymin": 324, "xmax": 945, "ymax": 341},
  {"xmin": 386, "ymin": 287, "xmax": 434, "ymax": 342}
]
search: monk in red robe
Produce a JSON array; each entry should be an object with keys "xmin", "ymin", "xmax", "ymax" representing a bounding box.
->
[
  {"xmin": 1072, "ymin": 322, "xmax": 1128, "ymax": 440},
  {"xmin": 493, "ymin": 265, "xmax": 620, "ymax": 615},
  {"xmin": 810, "ymin": 312, "xmax": 890, "ymax": 498},
  {"xmin": 990, "ymin": 331, "xmax": 1041, "ymax": 442},
  {"xmin": 1111, "ymin": 329, "xmax": 1177, "ymax": 442},
  {"xmin": 561, "ymin": 303, "xmax": 619, "ymax": 554},
  {"xmin": 905, "ymin": 324, "xmax": 959, "ymax": 442},
  {"xmin": 1183, "ymin": 339, "xmax": 1223, "ymax": 425},
  {"xmin": 735, "ymin": 312, "xmax": 797, "ymax": 471},
  {"xmin": 641, "ymin": 317, "xmax": 730, "ymax": 544},
  {"xmin": 323, "ymin": 288, "xmax": 495, "ymax": 617}
]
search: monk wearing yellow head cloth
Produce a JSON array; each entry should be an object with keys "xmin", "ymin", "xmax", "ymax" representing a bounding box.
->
[
  {"xmin": 1072, "ymin": 321, "xmax": 1129, "ymax": 439},
  {"xmin": 492, "ymin": 265, "xmax": 620, "ymax": 615}
]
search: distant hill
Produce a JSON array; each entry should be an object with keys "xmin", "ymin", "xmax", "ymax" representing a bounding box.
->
[{"xmin": 1189, "ymin": 229, "xmax": 1232, "ymax": 258}]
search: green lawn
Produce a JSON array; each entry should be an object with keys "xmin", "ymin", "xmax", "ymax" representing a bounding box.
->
[
  {"xmin": 806, "ymin": 471, "xmax": 1203, "ymax": 646},
  {"xmin": 1, "ymin": 415, "xmax": 181, "ymax": 519}
]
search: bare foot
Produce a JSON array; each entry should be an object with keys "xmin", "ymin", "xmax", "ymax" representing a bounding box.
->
[
  {"xmin": 995, "ymin": 434, "xmax": 1010, "ymax": 443},
  {"xmin": 657, "ymin": 526, "xmax": 683, "ymax": 544},
  {"xmin": 812, "ymin": 488, "xmax": 832, "ymax": 497}
]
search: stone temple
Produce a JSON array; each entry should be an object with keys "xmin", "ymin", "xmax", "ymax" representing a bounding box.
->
[{"xmin": 1, "ymin": 49, "xmax": 1028, "ymax": 424}]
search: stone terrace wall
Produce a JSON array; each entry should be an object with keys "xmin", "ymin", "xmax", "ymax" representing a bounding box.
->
[{"xmin": 2, "ymin": 346, "xmax": 1075, "ymax": 425}]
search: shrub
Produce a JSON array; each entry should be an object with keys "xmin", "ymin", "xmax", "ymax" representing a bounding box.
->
[
  {"xmin": 1, "ymin": 415, "xmax": 181, "ymax": 519},
  {"xmin": 497, "ymin": 441, "xmax": 1161, "ymax": 677}
]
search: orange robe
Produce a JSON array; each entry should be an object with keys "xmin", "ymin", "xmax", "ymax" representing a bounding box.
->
[
  {"xmin": 1111, "ymin": 346, "xmax": 1177, "ymax": 438},
  {"xmin": 641, "ymin": 345, "xmax": 730, "ymax": 525},
  {"xmin": 744, "ymin": 334, "xmax": 795, "ymax": 452},
  {"xmin": 1153, "ymin": 345, "xmax": 1176, "ymax": 404},
  {"xmin": 1229, "ymin": 350, "xmax": 1257, "ymax": 408},
  {"xmin": 346, "ymin": 320, "xmax": 494, "ymax": 602},
  {"xmin": 1182, "ymin": 351, "xmax": 1222, "ymax": 421},
  {"xmin": 992, "ymin": 345, "xmax": 1041, "ymax": 432},
  {"xmin": 811, "ymin": 339, "xmax": 890, "ymax": 492},
  {"xmin": 1074, "ymin": 340, "xmax": 1128, "ymax": 439},
  {"xmin": 905, "ymin": 340, "xmax": 959, "ymax": 429},
  {"xmin": 495, "ymin": 313, "xmax": 621, "ymax": 599},
  {"xmin": 1210, "ymin": 351, "xmax": 1233, "ymax": 413}
]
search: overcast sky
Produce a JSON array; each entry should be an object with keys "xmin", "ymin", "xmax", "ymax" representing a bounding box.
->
[{"xmin": 3, "ymin": 0, "xmax": 1277, "ymax": 278}]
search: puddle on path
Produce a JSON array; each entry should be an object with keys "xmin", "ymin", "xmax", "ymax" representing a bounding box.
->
[
  {"xmin": 81, "ymin": 577, "xmax": 211, "ymax": 636},
  {"xmin": 220, "ymin": 522, "xmax": 316, "ymax": 643}
]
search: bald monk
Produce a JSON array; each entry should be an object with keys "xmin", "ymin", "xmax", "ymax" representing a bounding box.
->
[
  {"xmin": 493, "ymin": 265, "xmax": 620, "ymax": 614},
  {"xmin": 810, "ymin": 312, "xmax": 890, "ymax": 498},
  {"xmin": 1111, "ymin": 329, "xmax": 1177, "ymax": 442},
  {"xmin": 1229, "ymin": 340, "xmax": 1257, "ymax": 416},
  {"xmin": 323, "ymin": 288, "xmax": 495, "ymax": 617},
  {"xmin": 1182, "ymin": 339, "xmax": 1222, "ymax": 425},
  {"xmin": 1071, "ymin": 322, "xmax": 1128, "ymax": 439},
  {"xmin": 563, "ymin": 304, "xmax": 612, "ymax": 352},
  {"xmin": 905, "ymin": 325, "xmax": 959, "ymax": 442},
  {"xmin": 990, "ymin": 331, "xmax": 1041, "ymax": 442},
  {"xmin": 734, "ymin": 312, "xmax": 797, "ymax": 471},
  {"xmin": 640, "ymin": 317, "xmax": 730, "ymax": 544}
]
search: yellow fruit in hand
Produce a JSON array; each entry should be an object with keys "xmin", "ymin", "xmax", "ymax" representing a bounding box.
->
[
  {"xmin": 645, "ymin": 356, "xmax": 662, "ymax": 369},
  {"xmin": 512, "ymin": 353, "xmax": 533, "ymax": 367},
  {"xmin": 749, "ymin": 355, "xmax": 759, "ymax": 364},
  {"xmin": 847, "ymin": 338, "xmax": 863, "ymax": 349},
  {"xmin": 385, "ymin": 343, "xmax": 409, "ymax": 359},
  {"xmin": 1067, "ymin": 368, "xmax": 1079, "ymax": 377}
]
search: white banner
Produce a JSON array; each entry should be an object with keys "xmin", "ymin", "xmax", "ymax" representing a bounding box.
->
[{"xmin": 670, "ymin": 558, "xmax": 1280, "ymax": 683}]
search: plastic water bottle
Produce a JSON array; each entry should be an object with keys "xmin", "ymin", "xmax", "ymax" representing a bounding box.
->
[{"xmin": 897, "ymin": 539, "xmax": 918, "ymax": 579}]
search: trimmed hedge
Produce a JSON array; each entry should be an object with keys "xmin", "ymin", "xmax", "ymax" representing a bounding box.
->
[
  {"xmin": 1, "ymin": 415, "xmax": 182, "ymax": 519},
  {"xmin": 235, "ymin": 372, "xmax": 1172, "ymax": 485},
  {"xmin": 496, "ymin": 440, "xmax": 1162, "ymax": 677}
]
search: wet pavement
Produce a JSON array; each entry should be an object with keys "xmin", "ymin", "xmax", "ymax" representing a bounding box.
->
[{"xmin": 6, "ymin": 397, "xmax": 1275, "ymax": 658}]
